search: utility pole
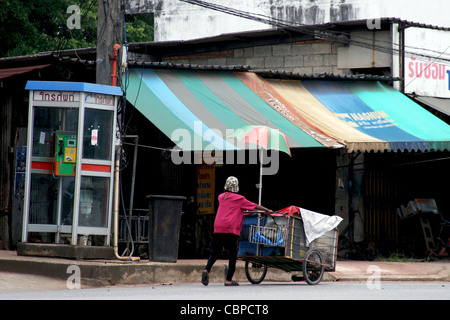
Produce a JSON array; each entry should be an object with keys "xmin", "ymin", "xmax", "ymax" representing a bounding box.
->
[{"xmin": 96, "ymin": 0, "xmax": 123, "ymax": 85}]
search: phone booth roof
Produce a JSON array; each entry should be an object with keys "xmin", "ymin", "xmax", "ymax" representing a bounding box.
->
[{"xmin": 25, "ymin": 80, "xmax": 122, "ymax": 96}]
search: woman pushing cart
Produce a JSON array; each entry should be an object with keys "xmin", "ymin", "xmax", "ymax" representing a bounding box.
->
[
  {"xmin": 202, "ymin": 176, "xmax": 272, "ymax": 286},
  {"xmin": 201, "ymin": 176, "xmax": 341, "ymax": 286}
]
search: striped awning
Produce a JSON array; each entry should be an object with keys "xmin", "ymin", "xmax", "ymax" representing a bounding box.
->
[
  {"xmin": 126, "ymin": 68, "xmax": 450, "ymax": 153},
  {"xmin": 242, "ymin": 74, "xmax": 450, "ymax": 152},
  {"xmin": 125, "ymin": 68, "xmax": 327, "ymax": 151}
]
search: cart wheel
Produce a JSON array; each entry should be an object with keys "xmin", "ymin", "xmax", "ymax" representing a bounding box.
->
[
  {"xmin": 302, "ymin": 249, "xmax": 324, "ymax": 285},
  {"xmin": 244, "ymin": 260, "xmax": 267, "ymax": 284}
]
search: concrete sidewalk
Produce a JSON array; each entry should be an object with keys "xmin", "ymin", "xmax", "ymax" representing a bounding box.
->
[{"xmin": 0, "ymin": 250, "xmax": 449, "ymax": 291}]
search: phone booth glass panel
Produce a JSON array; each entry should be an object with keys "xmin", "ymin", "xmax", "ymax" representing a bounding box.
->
[
  {"xmin": 83, "ymin": 108, "xmax": 114, "ymax": 160},
  {"xmin": 78, "ymin": 176, "xmax": 110, "ymax": 228},
  {"xmin": 32, "ymin": 107, "xmax": 78, "ymax": 158}
]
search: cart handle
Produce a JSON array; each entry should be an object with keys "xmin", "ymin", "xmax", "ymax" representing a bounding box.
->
[
  {"xmin": 244, "ymin": 210, "xmax": 265, "ymax": 214},
  {"xmin": 244, "ymin": 210, "xmax": 287, "ymax": 216}
]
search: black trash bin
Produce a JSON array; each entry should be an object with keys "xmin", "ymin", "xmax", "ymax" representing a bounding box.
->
[{"xmin": 147, "ymin": 195, "xmax": 186, "ymax": 262}]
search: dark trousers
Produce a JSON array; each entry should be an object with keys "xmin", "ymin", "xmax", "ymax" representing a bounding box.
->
[{"xmin": 205, "ymin": 233, "xmax": 239, "ymax": 281}]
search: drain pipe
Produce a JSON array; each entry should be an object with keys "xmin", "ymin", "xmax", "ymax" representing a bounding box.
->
[{"xmin": 113, "ymin": 145, "xmax": 139, "ymax": 261}]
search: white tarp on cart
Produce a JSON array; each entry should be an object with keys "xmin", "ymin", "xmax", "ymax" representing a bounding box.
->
[
  {"xmin": 299, "ymin": 207, "xmax": 343, "ymax": 244},
  {"xmin": 278, "ymin": 205, "xmax": 343, "ymax": 244}
]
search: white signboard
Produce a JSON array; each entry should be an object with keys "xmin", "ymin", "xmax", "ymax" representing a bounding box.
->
[
  {"xmin": 33, "ymin": 91, "xmax": 80, "ymax": 102},
  {"xmin": 404, "ymin": 28, "xmax": 450, "ymax": 98},
  {"xmin": 84, "ymin": 93, "xmax": 115, "ymax": 106}
]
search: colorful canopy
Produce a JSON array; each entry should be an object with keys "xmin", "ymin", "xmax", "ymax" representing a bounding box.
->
[
  {"xmin": 126, "ymin": 68, "xmax": 325, "ymax": 151},
  {"xmin": 126, "ymin": 68, "xmax": 450, "ymax": 153}
]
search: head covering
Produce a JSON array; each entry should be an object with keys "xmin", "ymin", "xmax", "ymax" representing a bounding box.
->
[{"xmin": 224, "ymin": 176, "xmax": 239, "ymax": 193}]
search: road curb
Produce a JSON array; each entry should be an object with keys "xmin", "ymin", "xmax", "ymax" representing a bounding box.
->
[{"xmin": 1, "ymin": 250, "xmax": 449, "ymax": 287}]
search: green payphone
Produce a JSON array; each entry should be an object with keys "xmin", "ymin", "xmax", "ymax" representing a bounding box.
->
[{"xmin": 54, "ymin": 131, "xmax": 77, "ymax": 176}]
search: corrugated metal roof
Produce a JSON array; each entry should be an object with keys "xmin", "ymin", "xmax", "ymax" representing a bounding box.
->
[
  {"xmin": 252, "ymin": 69, "xmax": 399, "ymax": 82},
  {"xmin": 128, "ymin": 60, "xmax": 250, "ymax": 72},
  {"xmin": 127, "ymin": 61, "xmax": 396, "ymax": 82},
  {"xmin": 318, "ymin": 17, "xmax": 450, "ymax": 32}
]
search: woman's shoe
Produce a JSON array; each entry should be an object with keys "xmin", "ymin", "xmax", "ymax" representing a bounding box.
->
[
  {"xmin": 201, "ymin": 270, "xmax": 209, "ymax": 286},
  {"xmin": 224, "ymin": 280, "xmax": 239, "ymax": 286}
]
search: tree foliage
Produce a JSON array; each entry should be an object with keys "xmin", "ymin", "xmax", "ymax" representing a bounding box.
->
[
  {"xmin": 0, "ymin": 0, "xmax": 154, "ymax": 58},
  {"xmin": 125, "ymin": 13, "xmax": 154, "ymax": 43}
]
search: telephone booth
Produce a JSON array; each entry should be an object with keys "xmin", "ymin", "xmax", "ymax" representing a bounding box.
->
[{"xmin": 22, "ymin": 81, "xmax": 122, "ymax": 247}]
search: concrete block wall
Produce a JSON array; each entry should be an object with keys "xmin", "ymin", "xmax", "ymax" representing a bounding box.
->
[{"xmin": 162, "ymin": 40, "xmax": 345, "ymax": 74}]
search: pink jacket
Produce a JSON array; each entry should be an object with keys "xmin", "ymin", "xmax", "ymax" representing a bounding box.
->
[{"xmin": 214, "ymin": 192, "xmax": 257, "ymax": 236}]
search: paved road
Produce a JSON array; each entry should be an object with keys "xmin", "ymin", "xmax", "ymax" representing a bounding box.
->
[
  {"xmin": 0, "ymin": 272, "xmax": 69, "ymax": 292},
  {"xmin": 1, "ymin": 280, "xmax": 448, "ymax": 300}
]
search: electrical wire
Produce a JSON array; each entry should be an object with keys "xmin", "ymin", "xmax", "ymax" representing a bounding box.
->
[
  {"xmin": 178, "ymin": 0, "xmax": 450, "ymax": 64},
  {"xmin": 120, "ymin": 8, "xmax": 155, "ymax": 138},
  {"xmin": 178, "ymin": 0, "xmax": 450, "ymax": 90},
  {"xmin": 119, "ymin": 160, "xmax": 136, "ymax": 258},
  {"xmin": 404, "ymin": 44, "xmax": 450, "ymax": 89},
  {"xmin": 121, "ymin": 8, "xmax": 129, "ymax": 134}
]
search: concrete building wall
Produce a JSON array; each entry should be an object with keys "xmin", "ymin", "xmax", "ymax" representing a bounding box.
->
[
  {"xmin": 126, "ymin": 0, "xmax": 450, "ymax": 41},
  {"xmin": 162, "ymin": 39, "xmax": 345, "ymax": 74}
]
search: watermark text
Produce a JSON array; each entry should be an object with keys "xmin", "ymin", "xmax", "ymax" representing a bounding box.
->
[
  {"xmin": 366, "ymin": 18, "xmax": 381, "ymax": 30},
  {"xmin": 366, "ymin": 265, "xmax": 381, "ymax": 289},
  {"xmin": 66, "ymin": 5, "xmax": 81, "ymax": 30},
  {"xmin": 66, "ymin": 265, "xmax": 81, "ymax": 290}
]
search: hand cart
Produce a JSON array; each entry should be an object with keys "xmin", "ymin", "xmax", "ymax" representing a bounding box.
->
[{"xmin": 238, "ymin": 209, "xmax": 339, "ymax": 285}]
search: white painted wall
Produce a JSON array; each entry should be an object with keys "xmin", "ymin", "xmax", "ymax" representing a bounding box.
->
[
  {"xmin": 142, "ymin": 0, "xmax": 450, "ymax": 41},
  {"xmin": 152, "ymin": 0, "xmax": 267, "ymax": 41}
]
